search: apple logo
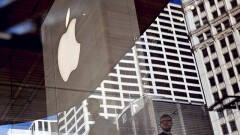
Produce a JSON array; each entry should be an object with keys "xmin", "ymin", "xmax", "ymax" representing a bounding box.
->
[{"xmin": 58, "ymin": 8, "xmax": 80, "ymax": 82}]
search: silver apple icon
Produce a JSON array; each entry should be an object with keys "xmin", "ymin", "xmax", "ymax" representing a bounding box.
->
[{"xmin": 58, "ymin": 8, "xmax": 80, "ymax": 82}]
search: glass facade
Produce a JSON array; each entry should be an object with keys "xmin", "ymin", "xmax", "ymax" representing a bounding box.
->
[{"xmin": 0, "ymin": 0, "xmax": 221, "ymax": 135}]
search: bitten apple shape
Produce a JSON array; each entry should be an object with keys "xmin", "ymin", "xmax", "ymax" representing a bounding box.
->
[{"xmin": 58, "ymin": 8, "xmax": 80, "ymax": 82}]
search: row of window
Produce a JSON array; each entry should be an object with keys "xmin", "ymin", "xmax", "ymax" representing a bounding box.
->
[
  {"xmin": 202, "ymin": 35, "xmax": 238, "ymax": 57},
  {"xmin": 212, "ymin": 83, "xmax": 239, "ymax": 101},
  {"xmin": 192, "ymin": 0, "xmax": 238, "ymax": 18},
  {"xmin": 221, "ymin": 120, "xmax": 238, "ymax": 134},
  {"xmin": 205, "ymin": 50, "xmax": 239, "ymax": 73},
  {"xmin": 140, "ymin": 64, "xmax": 198, "ymax": 77},
  {"xmin": 155, "ymin": 89, "xmax": 202, "ymax": 99},
  {"xmin": 155, "ymin": 79, "xmax": 200, "ymax": 88},
  {"xmin": 194, "ymin": 6, "xmax": 240, "ymax": 31}
]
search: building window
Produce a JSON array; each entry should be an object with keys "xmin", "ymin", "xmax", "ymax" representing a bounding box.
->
[
  {"xmin": 224, "ymin": 53, "xmax": 231, "ymax": 63},
  {"xmin": 199, "ymin": 3, "xmax": 205, "ymax": 12},
  {"xmin": 232, "ymin": 83, "xmax": 239, "ymax": 93},
  {"xmin": 236, "ymin": 64, "xmax": 240, "ymax": 74},
  {"xmin": 165, "ymin": 48, "xmax": 178, "ymax": 54},
  {"xmin": 231, "ymin": 0, "xmax": 238, "ymax": 8},
  {"xmin": 198, "ymin": 34, "xmax": 204, "ymax": 43},
  {"xmin": 164, "ymin": 41, "xmax": 176, "ymax": 47},
  {"xmin": 220, "ymin": 38, "xmax": 227, "ymax": 48},
  {"xmin": 217, "ymin": 111, "xmax": 224, "ymax": 118},
  {"xmin": 172, "ymin": 84, "xmax": 185, "ymax": 89},
  {"xmin": 205, "ymin": 62, "xmax": 212, "ymax": 72},
  {"xmin": 38, "ymin": 121, "xmax": 42, "ymax": 131},
  {"xmin": 186, "ymin": 79, "xmax": 199, "ymax": 84},
  {"xmin": 213, "ymin": 58, "xmax": 220, "ymax": 68},
  {"xmin": 162, "ymin": 35, "xmax": 174, "ymax": 40},
  {"xmin": 226, "ymin": 109, "xmax": 232, "ymax": 115},
  {"xmin": 170, "ymin": 6, "xmax": 181, "ymax": 11},
  {"xmin": 44, "ymin": 122, "xmax": 48, "ymax": 131},
  {"xmin": 175, "ymin": 31, "xmax": 188, "ymax": 36},
  {"xmin": 154, "ymin": 74, "xmax": 168, "ymax": 80},
  {"xmin": 177, "ymin": 37, "xmax": 189, "ymax": 43},
  {"xmin": 190, "ymin": 93, "xmax": 203, "ymax": 99},
  {"xmin": 150, "ymin": 52, "xmax": 164, "ymax": 58},
  {"xmin": 231, "ymin": 48, "xmax": 239, "ymax": 59},
  {"xmin": 155, "ymin": 82, "xmax": 170, "ymax": 87},
  {"xmin": 227, "ymin": 68, "xmax": 235, "ymax": 78},
  {"xmin": 152, "ymin": 60, "xmax": 165, "ymax": 65},
  {"xmin": 209, "ymin": 0, "xmax": 215, "ymax": 6},
  {"xmin": 228, "ymin": 34, "xmax": 235, "ymax": 44},
  {"xmin": 121, "ymin": 77, "xmax": 138, "ymax": 83},
  {"xmin": 234, "ymin": 12, "xmax": 240, "ymax": 22},
  {"xmin": 195, "ymin": 20, "xmax": 201, "ymax": 29},
  {"xmin": 221, "ymin": 88, "xmax": 228, "ymax": 97},
  {"xmin": 209, "ymin": 77, "xmax": 216, "ymax": 86},
  {"xmin": 153, "ymin": 67, "xmax": 167, "ymax": 72},
  {"xmin": 213, "ymin": 92, "xmax": 220, "ymax": 101},
  {"xmin": 183, "ymin": 64, "xmax": 196, "ymax": 70},
  {"xmin": 221, "ymin": 124, "xmax": 229, "ymax": 135},
  {"xmin": 122, "ymin": 85, "xmax": 139, "ymax": 91},
  {"xmin": 212, "ymin": 10, "xmax": 218, "ymax": 19},
  {"xmin": 188, "ymin": 86, "xmax": 201, "ymax": 91},
  {"xmin": 149, "ymin": 46, "xmax": 162, "ymax": 51},
  {"xmin": 170, "ymin": 69, "xmax": 182, "ymax": 75},
  {"xmin": 168, "ymin": 62, "xmax": 180, "ymax": 67},
  {"xmin": 143, "ymin": 81, "xmax": 152, "ymax": 86},
  {"xmin": 104, "ymin": 83, "xmax": 119, "ymax": 89},
  {"xmin": 229, "ymin": 121, "xmax": 237, "ymax": 132},
  {"xmin": 215, "ymin": 24, "xmax": 222, "ymax": 33},
  {"xmin": 205, "ymin": 30, "xmax": 211, "ymax": 38},
  {"xmin": 220, "ymin": 6, "xmax": 226, "ymax": 14},
  {"xmin": 161, "ymin": 28, "xmax": 173, "ymax": 34},
  {"xmin": 171, "ymin": 12, "xmax": 183, "ymax": 17},
  {"xmin": 167, "ymin": 55, "xmax": 179, "ymax": 61},
  {"xmin": 202, "ymin": 16, "xmax": 208, "ymax": 24},
  {"xmin": 174, "ymin": 25, "xmax": 186, "ymax": 30},
  {"xmin": 184, "ymin": 71, "xmax": 197, "ymax": 77},
  {"xmin": 202, "ymin": 48, "xmax": 208, "ymax": 57},
  {"xmin": 209, "ymin": 44, "xmax": 215, "ymax": 53},
  {"xmin": 217, "ymin": 73, "xmax": 224, "ymax": 83},
  {"xmin": 223, "ymin": 20, "xmax": 230, "ymax": 29},
  {"xmin": 157, "ymin": 89, "xmax": 171, "ymax": 95},
  {"xmin": 192, "ymin": 8, "xmax": 198, "ymax": 16},
  {"xmin": 209, "ymin": 76, "xmax": 217, "ymax": 88},
  {"xmin": 180, "ymin": 51, "xmax": 192, "ymax": 56},
  {"xmin": 174, "ymin": 91, "xmax": 187, "ymax": 97},
  {"xmin": 181, "ymin": 57, "xmax": 194, "ymax": 63}
]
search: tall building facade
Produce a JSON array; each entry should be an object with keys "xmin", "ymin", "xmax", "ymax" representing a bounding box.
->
[
  {"xmin": 58, "ymin": 2, "xmax": 206, "ymax": 134},
  {"xmin": 182, "ymin": 0, "xmax": 240, "ymax": 135}
]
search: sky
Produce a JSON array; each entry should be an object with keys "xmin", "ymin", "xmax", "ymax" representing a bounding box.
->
[{"xmin": 170, "ymin": 0, "xmax": 182, "ymax": 5}]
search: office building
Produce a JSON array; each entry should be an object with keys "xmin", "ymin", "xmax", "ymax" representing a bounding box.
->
[
  {"xmin": 136, "ymin": 2, "xmax": 205, "ymax": 104},
  {"xmin": 58, "ymin": 2, "xmax": 206, "ymax": 134},
  {"xmin": 182, "ymin": 0, "xmax": 240, "ymax": 134},
  {"xmin": 29, "ymin": 120, "xmax": 58, "ymax": 135}
]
